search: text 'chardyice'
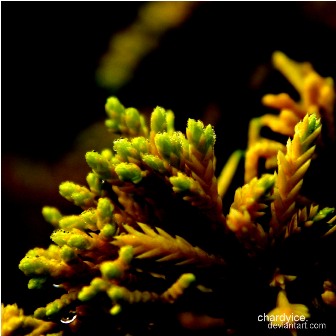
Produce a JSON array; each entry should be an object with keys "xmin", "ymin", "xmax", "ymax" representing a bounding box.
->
[{"xmin": 257, "ymin": 313, "xmax": 306, "ymax": 323}]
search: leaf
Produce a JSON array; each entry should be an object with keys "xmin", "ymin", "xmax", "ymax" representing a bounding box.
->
[{"xmin": 113, "ymin": 223, "xmax": 225, "ymax": 267}]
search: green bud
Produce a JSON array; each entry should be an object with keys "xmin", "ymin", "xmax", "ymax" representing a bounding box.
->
[
  {"xmin": 60, "ymin": 245, "xmax": 76, "ymax": 263},
  {"xmin": 100, "ymin": 223, "xmax": 117, "ymax": 239},
  {"xmin": 113, "ymin": 138, "xmax": 138, "ymax": 162},
  {"xmin": 34, "ymin": 307, "xmax": 47, "ymax": 319},
  {"xmin": 59, "ymin": 182, "xmax": 95, "ymax": 207},
  {"xmin": 119, "ymin": 246, "xmax": 133, "ymax": 264},
  {"xmin": 125, "ymin": 107, "xmax": 141, "ymax": 132},
  {"xmin": 46, "ymin": 300, "xmax": 62, "ymax": 316},
  {"xmin": 306, "ymin": 114, "xmax": 320, "ymax": 137},
  {"xmin": 105, "ymin": 96, "xmax": 125, "ymax": 120},
  {"xmin": 203, "ymin": 124, "xmax": 216, "ymax": 150},
  {"xmin": 166, "ymin": 110, "xmax": 175, "ymax": 134},
  {"xmin": 168, "ymin": 132, "xmax": 184, "ymax": 167},
  {"xmin": 105, "ymin": 98, "xmax": 148, "ymax": 136},
  {"xmin": 86, "ymin": 172, "xmax": 102, "ymax": 194},
  {"xmin": 186, "ymin": 119, "xmax": 216, "ymax": 154},
  {"xmin": 314, "ymin": 207, "xmax": 334, "ymax": 222},
  {"xmin": 171, "ymin": 173, "xmax": 204, "ymax": 195},
  {"xmin": 187, "ymin": 119, "xmax": 204, "ymax": 145},
  {"xmin": 170, "ymin": 173, "xmax": 192, "ymax": 192},
  {"xmin": 51, "ymin": 229, "xmax": 91, "ymax": 250},
  {"xmin": 78, "ymin": 278, "xmax": 107, "ymax": 301},
  {"xmin": 151, "ymin": 106, "xmax": 167, "ymax": 133},
  {"xmin": 98, "ymin": 198, "xmax": 114, "ymax": 220},
  {"xmin": 142, "ymin": 154, "xmax": 166, "ymax": 173},
  {"xmin": 59, "ymin": 215, "xmax": 85, "ymax": 230},
  {"xmin": 68, "ymin": 234, "xmax": 91, "ymax": 250},
  {"xmin": 101, "ymin": 149, "xmax": 113, "ymax": 160},
  {"xmin": 59, "ymin": 181, "xmax": 76, "ymax": 196},
  {"xmin": 115, "ymin": 162, "xmax": 143, "ymax": 184},
  {"xmin": 47, "ymin": 244, "xmax": 60, "ymax": 257},
  {"xmin": 110, "ymin": 304, "xmax": 122, "ymax": 315},
  {"xmin": 28, "ymin": 277, "xmax": 47, "ymax": 289},
  {"xmin": 139, "ymin": 115, "xmax": 149, "ymax": 136},
  {"xmin": 155, "ymin": 133, "xmax": 172, "ymax": 160},
  {"xmin": 42, "ymin": 207, "xmax": 62, "ymax": 227},
  {"xmin": 180, "ymin": 273, "xmax": 196, "ymax": 288},
  {"xmin": 105, "ymin": 119, "xmax": 120, "ymax": 131},
  {"xmin": 107, "ymin": 286, "xmax": 123, "ymax": 301},
  {"xmin": 169, "ymin": 133, "xmax": 183, "ymax": 157},
  {"xmin": 19, "ymin": 257, "xmax": 48, "ymax": 276},
  {"xmin": 85, "ymin": 151, "xmax": 113, "ymax": 179},
  {"xmin": 131, "ymin": 137, "xmax": 149, "ymax": 154},
  {"xmin": 299, "ymin": 113, "xmax": 321, "ymax": 147},
  {"xmin": 59, "ymin": 209, "xmax": 97, "ymax": 230},
  {"xmin": 86, "ymin": 172, "xmax": 102, "ymax": 195},
  {"xmin": 51, "ymin": 229, "xmax": 69, "ymax": 247},
  {"xmin": 80, "ymin": 209, "xmax": 98, "ymax": 230},
  {"xmin": 71, "ymin": 192, "xmax": 94, "ymax": 208},
  {"xmin": 101, "ymin": 261, "xmax": 122, "ymax": 279},
  {"xmin": 78, "ymin": 286, "xmax": 97, "ymax": 302},
  {"xmin": 91, "ymin": 277, "xmax": 107, "ymax": 290},
  {"xmin": 113, "ymin": 139, "xmax": 141, "ymax": 162}
]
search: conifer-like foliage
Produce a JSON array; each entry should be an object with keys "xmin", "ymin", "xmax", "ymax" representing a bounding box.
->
[{"xmin": 2, "ymin": 53, "xmax": 336, "ymax": 336}]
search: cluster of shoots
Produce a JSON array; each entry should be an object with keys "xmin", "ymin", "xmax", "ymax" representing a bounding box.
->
[{"xmin": 2, "ymin": 52, "xmax": 335, "ymax": 336}]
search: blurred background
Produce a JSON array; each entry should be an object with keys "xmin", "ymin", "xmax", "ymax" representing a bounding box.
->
[{"xmin": 2, "ymin": 1, "xmax": 336, "ymax": 312}]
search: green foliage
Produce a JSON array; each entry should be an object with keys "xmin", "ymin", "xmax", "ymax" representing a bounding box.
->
[
  {"xmin": 5, "ymin": 54, "xmax": 336, "ymax": 336},
  {"xmin": 186, "ymin": 119, "xmax": 215, "ymax": 155},
  {"xmin": 85, "ymin": 151, "xmax": 115, "ymax": 180},
  {"xmin": 115, "ymin": 162, "xmax": 144, "ymax": 183},
  {"xmin": 42, "ymin": 207, "xmax": 62, "ymax": 228},
  {"xmin": 105, "ymin": 97, "xmax": 148, "ymax": 136},
  {"xmin": 150, "ymin": 106, "xmax": 168, "ymax": 133},
  {"xmin": 59, "ymin": 181, "xmax": 96, "ymax": 208}
]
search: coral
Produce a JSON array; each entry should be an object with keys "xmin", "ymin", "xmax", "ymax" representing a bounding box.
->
[{"xmin": 2, "ymin": 52, "xmax": 336, "ymax": 336}]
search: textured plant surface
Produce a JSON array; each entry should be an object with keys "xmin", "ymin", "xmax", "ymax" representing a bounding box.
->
[{"xmin": 2, "ymin": 53, "xmax": 336, "ymax": 336}]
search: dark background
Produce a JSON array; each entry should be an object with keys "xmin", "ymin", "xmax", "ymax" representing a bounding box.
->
[{"xmin": 2, "ymin": 1, "xmax": 336, "ymax": 314}]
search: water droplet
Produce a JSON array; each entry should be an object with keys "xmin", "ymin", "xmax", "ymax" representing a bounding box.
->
[
  {"xmin": 60, "ymin": 311, "xmax": 77, "ymax": 324},
  {"xmin": 53, "ymin": 283, "xmax": 63, "ymax": 288}
]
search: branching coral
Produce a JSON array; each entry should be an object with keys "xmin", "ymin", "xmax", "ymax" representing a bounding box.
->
[{"xmin": 2, "ymin": 52, "xmax": 336, "ymax": 336}]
